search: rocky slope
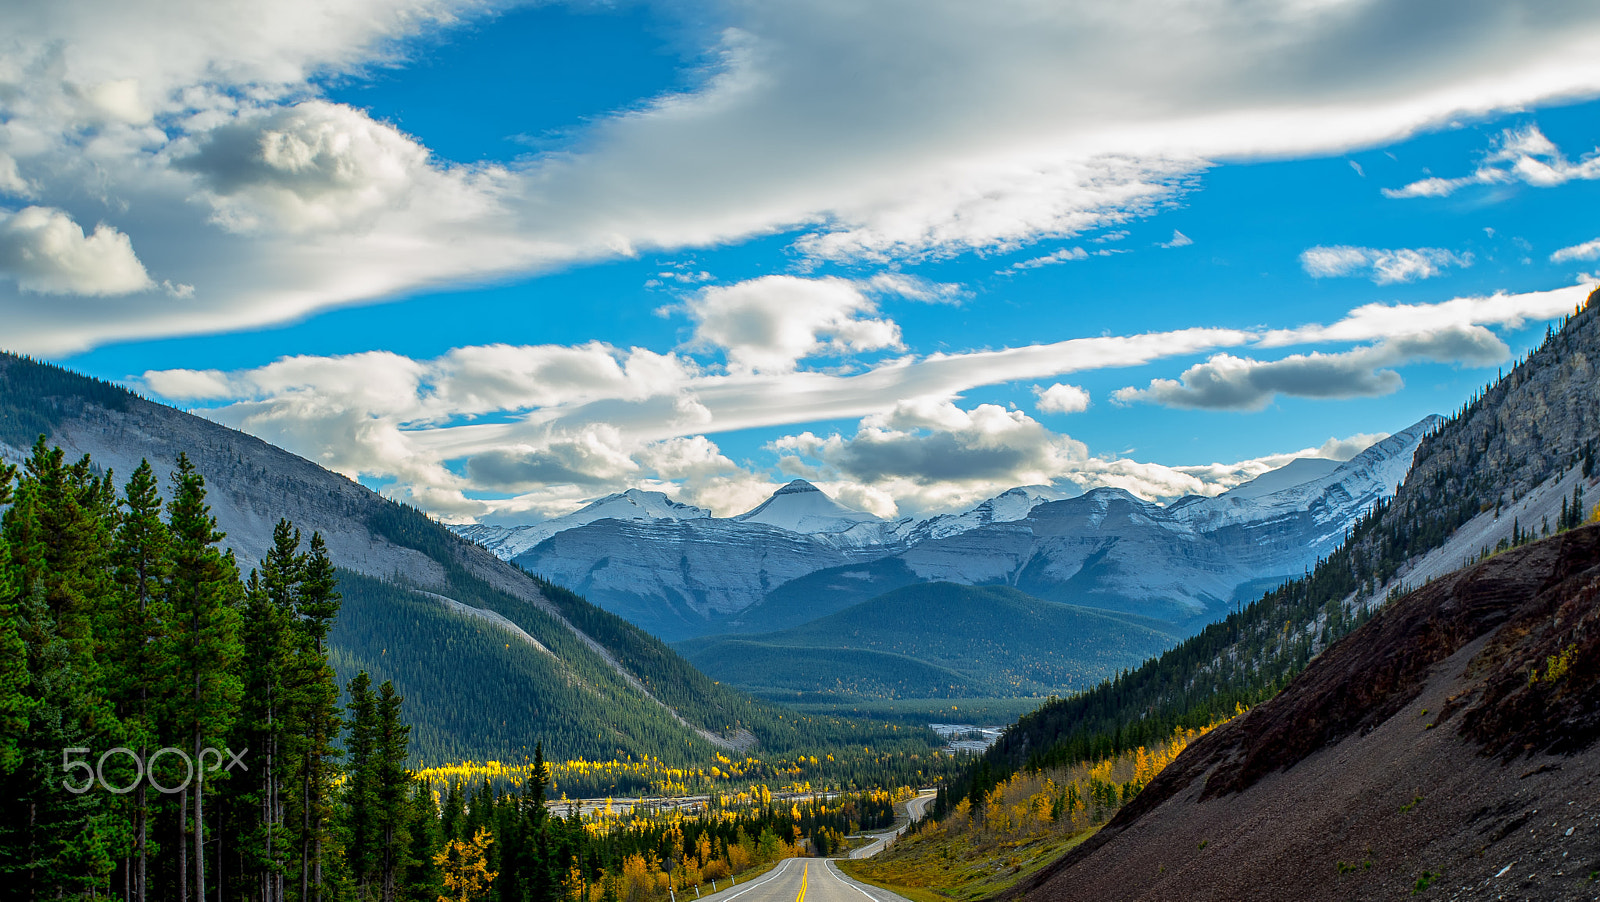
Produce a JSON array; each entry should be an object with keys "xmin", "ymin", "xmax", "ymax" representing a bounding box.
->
[{"xmin": 1008, "ymin": 524, "xmax": 1600, "ymax": 902}]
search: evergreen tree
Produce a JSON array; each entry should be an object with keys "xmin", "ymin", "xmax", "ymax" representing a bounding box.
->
[
  {"xmin": 374, "ymin": 679, "xmax": 415, "ymax": 902},
  {"xmin": 238, "ymin": 520, "xmax": 305, "ymax": 902},
  {"xmin": 0, "ymin": 462, "xmax": 27, "ymax": 777},
  {"xmin": 0, "ymin": 440, "xmax": 120, "ymax": 899},
  {"xmin": 106, "ymin": 461, "xmax": 171, "ymax": 902},
  {"xmin": 345, "ymin": 670, "xmax": 380, "ymax": 897},
  {"xmin": 164, "ymin": 453, "xmax": 243, "ymax": 902},
  {"xmin": 292, "ymin": 531, "xmax": 343, "ymax": 902}
]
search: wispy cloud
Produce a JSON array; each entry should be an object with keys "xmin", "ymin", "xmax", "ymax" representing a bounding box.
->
[
  {"xmin": 1259, "ymin": 284, "xmax": 1591, "ymax": 346},
  {"xmin": 1158, "ymin": 229, "xmax": 1193, "ymax": 248},
  {"xmin": 1003, "ymin": 247, "xmax": 1089, "ymax": 271},
  {"xmin": 1299, "ymin": 245, "xmax": 1471, "ymax": 284},
  {"xmin": 1384, "ymin": 126, "xmax": 1600, "ymax": 199},
  {"xmin": 1551, "ymin": 237, "xmax": 1600, "ymax": 263}
]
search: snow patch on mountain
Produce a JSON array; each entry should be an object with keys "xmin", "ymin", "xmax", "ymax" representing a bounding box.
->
[
  {"xmin": 1222, "ymin": 458, "xmax": 1341, "ymax": 500},
  {"xmin": 455, "ymin": 489, "xmax": 710, "ymax": 560},
  {"xmin": 906, "ymin": 483, "xmax": 1082, "ymax": 542},
  {"xmin": 1171, "ymin": 416, "xmax": 1441, "ymax": 535},
  {"xmin": 734, "ymin": 479, "xmax": 882, "ymax": 532}
]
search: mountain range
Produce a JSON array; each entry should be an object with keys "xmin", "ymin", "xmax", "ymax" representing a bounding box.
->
[
  {"xmin": 0, "ymin": 354, "xmax": 917, "ymax": 764},
  {"xmin": 459, "ymin": 418, "xmax": 1439, "ymax": 640}
]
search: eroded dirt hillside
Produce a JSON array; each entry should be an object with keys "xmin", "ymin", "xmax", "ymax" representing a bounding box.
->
[{"xmin": 1009, "ymin": 524, "xmax": 1600, "ymax": 902}]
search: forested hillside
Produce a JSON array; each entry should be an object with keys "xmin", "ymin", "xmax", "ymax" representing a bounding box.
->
[
  {"xmin": 941, "ymin": 287, "xmax": 1600, "ymax": 811},
  {"xmin": 0, "ymin": 352, "xmax": 941, "ymax": 765},
  {"xmin": 679, "ymin": 582, "xmax": 1177, "ymax": 700}
]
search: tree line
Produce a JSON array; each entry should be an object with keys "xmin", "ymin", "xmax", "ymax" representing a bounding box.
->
[{"xmin": 0, "ymin": 439, "xmax": 412, "ymax": 901}]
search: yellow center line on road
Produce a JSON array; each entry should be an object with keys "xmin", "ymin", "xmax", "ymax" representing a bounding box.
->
[{"xmin": 796, "ymin": 864, "xmax": 808, "ymax": 902}]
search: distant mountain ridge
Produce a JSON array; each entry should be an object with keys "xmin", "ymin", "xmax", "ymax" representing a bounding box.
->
[
  {"xmin": 677, "ymin": 582, "xmax": 1179, "ymax": 700},
  {"xmin": 460, "ymin": 419, "xmax": 1438, "ymax": 638}
]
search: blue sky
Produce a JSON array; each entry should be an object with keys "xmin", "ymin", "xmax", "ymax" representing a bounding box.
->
[{"xmin": 6, "ymin": 1, "xmax": 1600, "ymax": 523}]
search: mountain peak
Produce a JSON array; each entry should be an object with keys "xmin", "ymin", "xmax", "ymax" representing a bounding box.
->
[{"xmin": 735, "ymin": 479, "xmax": 882, "ymax": 534}]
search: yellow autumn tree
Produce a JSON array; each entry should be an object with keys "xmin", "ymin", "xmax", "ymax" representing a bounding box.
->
[{"xmin": 436, "ymin": 827, "xmax": 497, "ymax": 902}]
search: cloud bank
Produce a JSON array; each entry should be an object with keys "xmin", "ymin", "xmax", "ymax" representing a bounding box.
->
[{"xmin": 6, "ymin": 1, "xmax": 1600, "ymax": 351}]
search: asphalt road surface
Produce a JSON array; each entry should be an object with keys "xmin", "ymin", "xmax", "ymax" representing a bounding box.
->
[
  {"xmin": 692, "ymin": 858, "xmax": 912, "ymax": 902},
  {"xmin": 848, "ymin": 789, "xmax": 937, "ymax": 860}
]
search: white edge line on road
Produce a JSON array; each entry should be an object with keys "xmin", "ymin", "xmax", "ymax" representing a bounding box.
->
[
  {"xmin": 825, "ymin": 861, "xmax": 897, "ymax": 902},
  {"xmin": 713, "ymin": 857, "xmax": 801, "ymax": 902}
]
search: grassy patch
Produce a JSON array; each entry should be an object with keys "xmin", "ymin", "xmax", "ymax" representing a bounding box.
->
[{"xmin": 838, "ymin": 824, "xmax": 1098, "ymax": 901}]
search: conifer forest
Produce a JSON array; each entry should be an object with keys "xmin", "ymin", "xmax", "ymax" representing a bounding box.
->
[{"xmin": 0, "ymin": 440, "xmax": 900, "ymax": 901}]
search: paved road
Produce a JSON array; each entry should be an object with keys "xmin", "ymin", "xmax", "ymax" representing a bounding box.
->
[
  {"xmin": 692, "ymin": 858, "xmax": 912, "ymax": 902},
  {"xmin": 848, "ymin": 789, "xmax": 936, "ymax": 860},
  {"xmin": 688, "ymin": 790, "xmax": 935, "ymax": 902}
]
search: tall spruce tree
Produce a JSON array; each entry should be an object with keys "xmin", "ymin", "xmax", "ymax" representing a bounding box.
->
[
  {"xmin": 345, "ymin": 670, "xmax": 380, "ymax": 898},
  {"xmin": 293, "ymin": 531, "xmax": 342, "ymax": 902},
  {"xmin": 239, "ymin": 519, "xmax": 305, "ymax": 902},
  {"xmin": 107, "ymin": 460, "xmax": 171, "ymax": 902},
  {"xmin": 0, "ymin": 462, "xmax": 27, "ymax": 777},
  {"xmin": 0, "ymin": 441, "xmax": 119, "ymax": 899},
  {"xmin": 372, "ymin": 680, "xmax": 414, "ymax": 902},
  {"xmin": 164, "ymin": 454, "xmax": 243, "ymax": 902}
]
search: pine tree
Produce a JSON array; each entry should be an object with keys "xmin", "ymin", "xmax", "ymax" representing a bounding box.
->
[
  {"xmin": 164, "ymin": 453, "xmax": 243, "ymax": 902},
  {"xmin": 106, "ymin": 461, "xmax": 171, "ymax": 902},
  {"xmin": 374, "ymin": 679, "xmax": 414, "ymax": 902},
  {"xmin": 238, "ymin": 520, "xmax": 304, "ymax": 902},
  {"xmin": 292, "ymin": 531, "xmax": 342, "ymax": 902},
  {"xmin": 0, "ymin": 440, "xmax": 121, "ymax": 899},
  {"xmin": 0, "ymin": 462, "xmax": 27, "ymax": 777},
  {"xmin": 345, "ymin": 670, "xmax": 380, "ymax": 897}
]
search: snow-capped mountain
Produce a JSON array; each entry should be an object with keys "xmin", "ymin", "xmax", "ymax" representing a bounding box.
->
[
  {"xmin": 732, "ymin": 479, "xmax": 904, "ymax": 548},
  {"xmin": 454, "ymin": 488, "xmax": 710, "ymax": 560},
  {"xmin": 453, "ymin": 417, "xmax": 1438, "ymax": 638},
  {"xmin": 1171, "ymin": 416, "xmax": 1441, "ymax": 540},
  {"xmin": 904, "ymin": 483, "xmax": 1082, "ymax": 543}
]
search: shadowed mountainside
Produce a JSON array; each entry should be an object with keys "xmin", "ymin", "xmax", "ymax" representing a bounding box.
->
[{"xmin": 1007, "ymin": 524, "xmax": 1600, "ymax": 902}]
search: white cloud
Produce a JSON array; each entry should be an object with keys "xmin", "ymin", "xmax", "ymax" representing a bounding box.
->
[
  {"xmin": 684, "ymin": 275, "xmax": 903, "ymax": 373},
  {"xmin": 138, "ymin": 276, "xmax": 1580, "ymax": 522},
  {"xmin": 6, "ymin": 1, "xmax": 1600, "ymax": 351},
  {"xmin": 1384, "ymin": 125, "xmax": 1600, "ymax": 199},
  {"xmin": 1159, "ymin": 229, "xmax": 1192, "ymax": 248},
  {"xmin": 1004, "ymin": 247, "xmax": 1089, "ymax": 271},
  {"xmin": 769, "ymin": 400, "xmax": 1394, "ymax": 514},
  {"xmin": 1114, "ymin": 327, "xmax": 1509, "ymax": 411},
  {"xmin": 1299, "ymin": 245, "xmax": 1471, "ymax": 283},
  {"xmin": 1551, "ymin": 237, "xmax": 1600, "ymax": 263},
  {"xmin": 176, "ymin": 101, "xmax": 462, "ymax": 235},
  {"xmin": 1259, "ymin": 284, "xmax": 1592, "ymax": 346},
  {"xmin": 0, "ymin": 154, "xmax": 34, "ymax": 198},
  {"xmin": 862, "ymin": 273, "xmax": 966, "ymax": 304},
  {"xmin": 0, "ymin": 206, "xmax": 153, "ymax": 295},
  {"xmin": 1034, "ymin": 383, "xmax": 1091, "ymax": 415}
]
